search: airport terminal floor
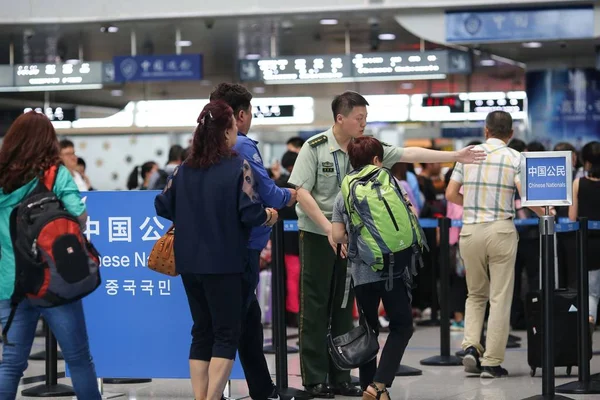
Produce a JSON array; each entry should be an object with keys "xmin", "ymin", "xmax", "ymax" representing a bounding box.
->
[{"xmin": 11, "ymin": 326, "xmax": 600, "ymax": 400}]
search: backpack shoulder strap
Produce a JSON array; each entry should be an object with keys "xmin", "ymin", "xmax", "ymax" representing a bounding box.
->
[{"xmin": 42, "ymin": 165, "xmax": 59, "ymax": 191}]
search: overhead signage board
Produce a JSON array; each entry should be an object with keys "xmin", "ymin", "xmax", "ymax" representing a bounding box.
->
[
  {"xmin": 446, "ymin": 6, "xmax": 595, "ymax": 43},
  {"xmin": 0, "ymin": 65, "xmax": 14, "ymax": 87},
  {"xmin": 520, "ymin": 151, "xmax": 573, "ymax": 207},
  {"xmin": 351, "ymin": 50, "xmax": 471, "ymax": 78},
  {"xmin": 240, "ymin": 50, "xmax": 471, "ymax": 84},
  {"xmin": 14, "ymin": 62, "xmax": 104, "ymax": 87},
  {"xmin": 467, "ymin": 98, "xmax": 524, "ymax": 113},
  {"xmin": 422, "ymin": 95, "xmax": 465, "ymax": 113},
  {"xmin": 113, "ymin": 54, "xmax": 203, "ymax": 82},
  {"xmin": 240, "ymin": 55, "xmax": 351, "ymax": 83}
]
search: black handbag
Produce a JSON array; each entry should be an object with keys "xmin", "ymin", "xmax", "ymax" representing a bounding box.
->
[{"xmin": 327, "ymin": 245, "xmax": 380, "ymax": 371}]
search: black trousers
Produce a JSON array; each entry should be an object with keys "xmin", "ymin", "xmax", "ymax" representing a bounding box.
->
[
  {"xmin": 238, "ymin": 249, "xmax": 275, "ymax": 400},
  {"xmin": 354, "ymin": 278, "xmax": 413, "ymax": 389}
]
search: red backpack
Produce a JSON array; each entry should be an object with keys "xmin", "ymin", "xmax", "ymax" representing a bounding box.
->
[{"xmin": 2, "ymin": 166, "xmax": 101, "ymax": 345}]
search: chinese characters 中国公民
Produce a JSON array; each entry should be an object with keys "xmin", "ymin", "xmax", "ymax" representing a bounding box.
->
[
  {"xmin": 84, "ymin": 216, "xmax": 166, "ymax": 242},
  {"xmin": 105, "ymin": 279, "xmax": 171, "ymax": 296},
  {"xmin": 527, "ymin": 165, "xmax": 566, "ymax": 177}
]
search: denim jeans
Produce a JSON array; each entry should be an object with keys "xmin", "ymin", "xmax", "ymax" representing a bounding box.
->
[
  {"xmin": 589, "ymin": 270, "xmax": 600, "ymax": 322},
  {"xmin": 0, "ymin": 299, "xmax": 101, "ymax": 400}
]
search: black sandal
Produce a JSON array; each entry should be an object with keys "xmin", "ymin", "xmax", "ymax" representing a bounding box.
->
[{"xmin": 362, "ymin": 383, "xmax": 390, "ymax": 400}]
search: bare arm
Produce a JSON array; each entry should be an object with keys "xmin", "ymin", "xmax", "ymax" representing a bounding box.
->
[
  {"xmin": 400, "ymin": 145, "xmax": 486, "ymax": 164},
  {"xmin": 445, "ymin": 179, "xmax": 464, "ymax": 206},
  {"xmin": 332, "ymin": 222, "xmax": 348, "ymax": 244},
  {"xmin": 297, "ymin": 188, "xmax": 332, "ymax": 234},
  {"xmin": 568, "ymin": 178, "xmax": 579, "ymax": 221}
]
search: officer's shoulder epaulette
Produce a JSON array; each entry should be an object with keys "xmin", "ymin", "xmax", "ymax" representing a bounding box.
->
[{"xmin": 308, "ymin": 135, "xmax": 328, "ymax": 148}]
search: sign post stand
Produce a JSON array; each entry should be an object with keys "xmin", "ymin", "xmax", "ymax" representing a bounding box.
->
[{"xmin": 520, "ymin": 151, "xmax": 574, "ymax": 400}]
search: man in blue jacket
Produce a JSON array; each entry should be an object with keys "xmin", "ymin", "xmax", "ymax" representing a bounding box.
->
[{"xmin": 210, "ymin": 83, "xmax": 296, "ymax": 400}]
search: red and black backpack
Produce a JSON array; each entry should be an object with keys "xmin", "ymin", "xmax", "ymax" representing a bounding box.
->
[{"xmin": 2, "ymin": 165, "xmax": 101, "ymax": 344}]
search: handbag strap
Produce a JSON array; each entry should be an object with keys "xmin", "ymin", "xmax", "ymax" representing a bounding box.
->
[{"xmin": 327, "ymin": 244, "xmax": 367, "ymax": 331}]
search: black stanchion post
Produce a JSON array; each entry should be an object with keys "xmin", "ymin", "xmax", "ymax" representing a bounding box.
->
[
  {"xmin": 29, "ymin": 319, "xmax": 64, "ymax": 361},
  {"xmin": 522, "ymin": 210, "xmax": 573, "ymax": 400},
  {"xmin": 271, "ymin": 220, "xmax": 312, "ymax": 399},
  {"xmin": 21, "ymin": 324, "xmax": 74, "ymax": 397},
  {"xmin": 416, "ymin": 225, "xmax": 440, "ymax": 327},
  {"xmin": 556, "ymin": 217, "xmax": 600, "ymax": 393},
  {"xmin": 420, "ymin": 218, "xmax": 462, "ymax": 366}
]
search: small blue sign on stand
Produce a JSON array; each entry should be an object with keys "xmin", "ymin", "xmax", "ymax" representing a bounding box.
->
[
  {"xmin": 76, "ymin": 191, "xmax": 244, "ymax": 380},
  {"xmin": 520, "ymin": 151, "xmax": 573, "ymax": 207},
  {"xmin": 113, "ymin": 54, "xmax": 203, "ymax": 82}
]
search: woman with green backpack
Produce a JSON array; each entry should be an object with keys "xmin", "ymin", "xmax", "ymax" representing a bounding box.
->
[{"xmin": 332, "ymin": 136, "xmax": 426, "ymax": 400}]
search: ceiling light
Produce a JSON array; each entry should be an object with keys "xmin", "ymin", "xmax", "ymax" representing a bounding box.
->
[
  {"xmin": 480, "ymin": 59, "xmax": 496, "ymax": 66},
  {"xmin": 245, "ymin": 54, "xmax": 261, "ymax": 60},
  {"xmin": 175, "ymin": 40, "xmax": 192, "ymax": 47},
  {"xmin": 111, "ymin": 90, "xmax": 123, "ymax": 97},
  {"xmin": 65, "ymin": 59, "xmax": 80, "ymax": 64},
  {"xmin": 522, "ymin": 41, "xmax": 542, "ymax": 48},
  {"xmin": 100, "ymin": 25, "xmax": 119, "ymax": 33},
  {"xmin": 320, "ymin": 19, "xmax": 339, "ymax": 25},
  {"xmin": 378, "ymin": 33, "xmax": 396, "ymax": 41}
]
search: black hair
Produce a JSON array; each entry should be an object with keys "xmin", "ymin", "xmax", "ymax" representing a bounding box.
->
[
  {"xmin": 485, "ymin": 111, "xmax": 513, "ymax": 139},
  {"xmin": 167, "ymin": 144, "xmax": 184, "ymax": 163},
  {"xmin": 508, "ymin": 138, "xmax": 527, "ymax": 152},
  {"xmin": 467, "ymin": 140, "xmax": 482, "ymax": 146},
  {"xmin": 59, "ymin": 139, "xmax": 74, "ymax": 149},
  {"xmin": 286, "ymin": 137, "xmax": 305, "ymax": 149},
  {"xmin": 127, "ymin": 161, "xmax": 156, "ymax": 190},
  {"xmin": 209, "ymin": 82, "xmax": 253, "ymax": 119},
  {"xmin": 77, "ymin": 157, "xmax": 86, "ymax": 168},
  {"xmin": 281, "ymin": 151, "xmax": 298, "ymax": 170},
  {"xmin": 331, "ymin": 91, "xmax": 369, "ymax": 122},
  {"xmin": 526, "ymin": 141, "xmax": 546, "ymax": 152},
  {"xmin": 582, "ymin": 141, "xmax": 600, "ymax": 179}
]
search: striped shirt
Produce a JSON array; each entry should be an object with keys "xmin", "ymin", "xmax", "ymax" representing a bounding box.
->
[{"xmin": 450, "ymin": 138, "xmax": 521, "ymax": 225}]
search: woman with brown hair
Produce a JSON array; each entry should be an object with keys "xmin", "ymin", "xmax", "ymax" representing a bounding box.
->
[
  {"xmin": 0, "ymin": 111, "xmax": 101, "ymax": 399},
  {"xmin": 155, "ymin": 100, "xmax": 277, "ymax": 400}
]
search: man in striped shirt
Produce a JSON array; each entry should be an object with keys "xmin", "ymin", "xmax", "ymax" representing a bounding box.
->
[{"xmin": 446, "ymin": 111, "xmax": 546, "ymax": 379}]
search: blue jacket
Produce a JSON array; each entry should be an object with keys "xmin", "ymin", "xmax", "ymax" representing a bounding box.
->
[
  {"xmin": 234, "ymin": 133, "xmax": 291, "ymax": 250},
  {"xmin": 154, "ymin": 156, "xmax": 267, "ymax": 275}
]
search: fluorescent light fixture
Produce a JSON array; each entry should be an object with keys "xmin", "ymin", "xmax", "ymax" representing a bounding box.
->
[
  {"xmin": 245, "ymin": 54, "xmax": 261, "ymax": 60},
  {"xmin": 522, "ymin": 41, "xmax": 542, "ymax": 48},
  {"xmin": 378, "ymin": 33, "xmax": 396, "ymax": 41},
  {"xmin": 65, "ymin": 59, "xmax": 80, "ymax": 65},
  {"xmin": 320, "ymin": 19, "xmax": 338, "ymax": 25},
  {"xmin": 107, "ymin": 26, "xmax": 119, "ymax": 33},
  {"xmin": 111, "ymin": 89, "xmax": 123, "ymax": 96},
  {"xmin": 176, "ymin": 40, "xmax": 192, "ymax": 47},
  {"xmin": 15, "ymin": 84, "xmax": 103, "ymax": 92},
  {"xmin": 480, "ymin": 59, "xmax": 496, "ymax": 66}
]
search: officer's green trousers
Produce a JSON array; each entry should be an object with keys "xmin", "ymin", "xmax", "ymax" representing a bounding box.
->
[{"xmin": 298, "ymin": 230, "xmax": 354, "ymax": 387}]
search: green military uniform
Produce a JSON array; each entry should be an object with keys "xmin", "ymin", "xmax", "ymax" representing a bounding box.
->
[{"xmin": 288, "ymin": 128, "xmax": 404, "ymax": 387}]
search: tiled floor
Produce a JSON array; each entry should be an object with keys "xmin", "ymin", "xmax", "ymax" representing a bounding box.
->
[{"xmin": 9, "ymin": 326, "xmax": 600, "ymax": 400}]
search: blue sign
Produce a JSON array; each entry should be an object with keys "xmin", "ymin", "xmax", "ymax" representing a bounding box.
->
[
  {"xmin": 446, "ymin": 7, "xmax": 594, "ymax": 43},
  {"xmin": 521, "ymin": 152, "xmax": 572, "ymax": 206},
  {"xmin": 113, "ymin": 54, "xmax": 203, "ymax": 82},
  {"xmin": 527, "ymin": 68, "xmax": 600, "ymax": 149},
  {"xmin": 77, "ymin": 191, "xmax": 243, "ymax": 379}
]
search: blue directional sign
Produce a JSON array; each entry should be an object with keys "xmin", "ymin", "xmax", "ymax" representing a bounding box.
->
[
  {"xmin": 77, "ymin": 191, "xmax": 243, "ymax": 379},
  {"xmin": 113, "ymin": 54, "xmax": 203, "ymax": 82},
  {"xmin": 446, "ymin": 7, "xmax": 595, "ymax": 43},
  {"xmin": 520, "ymin": 151, "xmax": 573, "ymax": 207}
]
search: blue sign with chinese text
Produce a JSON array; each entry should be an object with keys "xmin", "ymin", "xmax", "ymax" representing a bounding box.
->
[
  {"xmin": 446, "ymin": 7, "xmax": 594, "ymax": 43},
  {"xmin": 524, "ymin": 156, "xmax": 569, "ymax": 203},
  {"xmin": 113, "ymin": 54, "xmax": 203, "ymax": 82},
  {"xmin": 77, "ymin": 191, "xmax": 243, "ymax": 379}
]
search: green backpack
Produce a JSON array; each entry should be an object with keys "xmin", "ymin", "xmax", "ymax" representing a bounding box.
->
[{"xmin": 341, "ymin": 165, "xmax": 428, "ymax": 290}]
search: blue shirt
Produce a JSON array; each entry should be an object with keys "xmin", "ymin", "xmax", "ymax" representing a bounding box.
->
[
  {"xmin": 154, "ymin": 156, "xmax": 267, "ymax": 275},
  {"xmin": 233, "ymin": 133, "xmax": 291, "ymax": 250},
  {"xmin": 406, "ymin": 171, "xmax": 424, "ymax": 211}
]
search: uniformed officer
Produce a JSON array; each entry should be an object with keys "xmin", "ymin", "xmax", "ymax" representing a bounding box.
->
[{"xmin": 288, "ymin": 91, "xmax": 485, "ymax": 398}]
